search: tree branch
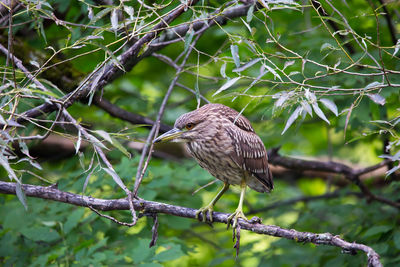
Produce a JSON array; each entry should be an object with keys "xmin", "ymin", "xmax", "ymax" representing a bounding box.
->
[
  {"xmin": 16, "ymin": 2, "xmax": 255, "ymax": 124},
  {"xmin": 0, "ymin": 180, "xmax": 382, "ymax": 267},
  {"xmin": 93, "ymin": 95, "xmax": 172, "ymax": 133},
  {"xmin": 267, "ymin": 148, "xmax": 399, "ymax": 208}
]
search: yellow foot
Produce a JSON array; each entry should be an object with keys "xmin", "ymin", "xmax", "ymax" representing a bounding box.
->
[
  {"xmin": 195, "ymin": 205, "xmax": 215, "ymax": 222},
  {"xmin": 227, "ymin": 209, "xmax": 247, "ymax": 229}
]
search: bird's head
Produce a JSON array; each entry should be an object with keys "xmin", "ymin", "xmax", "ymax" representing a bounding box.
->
[{"xmin": 153, "ymin": 107, "xmax": 210, "ymax": 144}]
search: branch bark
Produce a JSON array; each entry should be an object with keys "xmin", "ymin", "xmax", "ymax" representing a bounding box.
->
[{"xmin": 0, "ymin": 180, "xmax": 382, "ymax": 267}]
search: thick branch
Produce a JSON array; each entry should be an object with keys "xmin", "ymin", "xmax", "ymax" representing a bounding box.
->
[{"xmin": 0, "ymin": 181, "xmax": 382, "ymax": 267}]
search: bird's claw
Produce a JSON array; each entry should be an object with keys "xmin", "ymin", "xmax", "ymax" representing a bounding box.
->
[
  {"xmin": 227, "ymin": 209, "xmax": 247, "ymax": 229},
  {"xmin": 195, "ymin": 205, "xmax": 214, "ymax": 223}
]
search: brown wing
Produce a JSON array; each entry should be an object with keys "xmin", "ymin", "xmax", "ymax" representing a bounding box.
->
[{"xmin": 226, "ymin": 125, "xmax": 273, "ymax": 192}]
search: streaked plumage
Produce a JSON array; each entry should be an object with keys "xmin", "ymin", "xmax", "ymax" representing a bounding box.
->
[
  {"xmin": 173, "ymin": 103, "xmax": 273, "ymax": 192},
  {"xmin": 154, "ymin": 103, "xmax": 273, "ymax": 225}
]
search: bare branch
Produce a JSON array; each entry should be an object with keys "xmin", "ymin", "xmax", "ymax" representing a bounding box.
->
[
  {"xmin": 0, "ymin": 181, "xmax": 382, "ymax": 267},
  {"xmin": 267, "ymin": 148, "xmax": 399, "ymax": 209},
  {"xmin": 93, "ymin": 95, "xmax": 172, "ymax": 133}
]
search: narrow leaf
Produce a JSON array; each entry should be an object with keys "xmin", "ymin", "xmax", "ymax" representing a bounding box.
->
[
  {"xmin": 386, "ymin": 165, "xmax": 400, "ymax": 177},
  {"xmin": 300, "ymin": 100, "xmax": 313, "ymax": 117},
  {"xmin": 88, "ymin": 7, "xmax": 94, "ymax": 20},
  {"xmin": 320, "ymin": 43, "xmax": 335, "ymax": 52},
  {"xmin": 263, "ymin": 64, "xmax": 282, "ymax": 81},
  {"xmin": 283, "ymin": 60, "xmax": 295, "ymax": 70},
  {"xmin": 367, "ymin": 94, "xmax": 386, "ymax": 106},
  {"xmin": 344, "ymin": 103, "xmax": 354, "ymax": 139},
  {"xmin": 90, "ymin": 7, "xmax": 112, "ymax": 25},
  {"xmin": 220, "ymin": 62, "xmax": 227, "ymax": 78},
  {"xmin": 78, "ymin": 152, "xmax": 85, "ymax": 170},
  {"xmin": 104, "ymin": 167, "xmax": 127, "ymax": 191},
  {"xmin": 282, "ymin": 106, "xmax": 302, "ymax": 135},
  {"xmin": 124, "ymin": 6, "xmax": 134, "ymax": 20},
  {"xmin": 304, "ymin": 88, "xmax": 316, "ymax": 102},
  {"xmin": 5, "ymin": 119, "xmax": 25, "ymax": 128},
  {"xmin": 213, "ymin": 77, "xmax": 240, "ymax": 96},
  {"xmin": 83, "ymin": 168, "xmax": 95, "ymax": 193},
  {"xmin": 111, "ymin": 9, "xmax": 118, "ymax": 33},
  {"xmin": 94, "ymin": 130, "xmax": 113, "ymax": 144},
  {"xmin": 232, "ymin": 58, "xmax": 261, "ymax": 73},
  {"xmin": 364, "ymin": 81, "xmax": 382, "ymax": 90},
  {"xmin": 87, "ymin": 133, "xmax": 108, "ymax": 150},
  {"xmin": 16, "ymin": 183, "xmax": 28, "ymax": 210},
  {"xmin": 230, "ymin": 45, "xmax": 240, "ymax": 68},
  {"xmin": 274, "ymin": 92, "xmax": 289, "ymax": 108},
  {"xmin": 320, "ymin": 98, "xmax": 338, "ymax": 116},
  {"xmin": 184, "ymin": 29, "xmax": 194, "ymax": 53},
  {"xmin": 246, "ymin": 4, "xmax": 254, "ymax": 22},
  {"xmin": 0, "ymin": 155, "xmax": 20, "ymax": 183},
  {"xmin": 312, "ymin": 102, "xmax": 330, "ymax": 124},
  {"xmin": 241, "ymin": 18, "xmax": 252, "ymax": 34},
  {"xmin": 75, "ymin": 130, "xmax": 81, "ymax": 154},
  {"xmin": 393, "ymin": 39, "xmax": 400, "ymax": 57},
  {"xmin": 111, "ymin": 137, "xmax": 131, "ymax": 158}
]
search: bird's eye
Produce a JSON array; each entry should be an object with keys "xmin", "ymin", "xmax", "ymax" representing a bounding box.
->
[{"xmin": 185, "ymin": 123, "xmax": 195, "ymax": 130}]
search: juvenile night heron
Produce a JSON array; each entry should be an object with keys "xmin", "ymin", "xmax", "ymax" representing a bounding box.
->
[{"xmin": 153, "ymin": 103, "xmax": 273, "ymax": 227}]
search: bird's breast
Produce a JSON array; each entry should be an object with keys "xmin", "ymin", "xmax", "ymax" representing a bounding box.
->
[{"xmin": 186, "ymin": 141, "xmax": 243, "ymax": 185}]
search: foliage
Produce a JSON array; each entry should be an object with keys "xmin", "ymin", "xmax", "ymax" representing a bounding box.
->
[{"xmin": 1, "ymin": 0, "xmax": 400, "ymax": 266}]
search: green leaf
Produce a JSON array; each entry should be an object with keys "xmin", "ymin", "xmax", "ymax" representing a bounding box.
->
[
  {"xmin": 0, "ymin": 155, "xmax": 20, "ymax": 183},
  {"xmin": 246, "ymin": 4, "xmax": 254, "ymax": 23},
  {"xmin": 103, "ymin": 167, "xmax": 127, "ymax": 191},
  {"xmin": 184, "ymin": 29, "xmax": 194, "ymax": 53},
  {"xmin": 63, "ymin": 209, "xmax": 85, "ymax": 234},
  {"xmin": 20, "ymin": 227, "xmax": 61, "ymax": 242},
  {"xmin": 212, "ymin": 77, "xmax": 240, "ymax": 96},
  {"xmin": 230, "ymin": 45, "xmax": 240, "ymax": 67},
  {"xmin": 111, "ymin": 137, "xmax": 131, "ymax": 158},
  {"xmin": 363, "ymin": 225, "xmax": 392, "ymax": 238},
  {"xmin": 282, "ymin": 106, "xmax": 302, "ymax": 135},
  {"xmin": 312, "ymin": 102, "xmax": 330, "ymax": 124},
  {"xmin": 394, "ymin": 231, "xmax": 400, "ymax": 249},
  {"xmin": 15, "ymin": 183, "xmax": 28, "ymax": 211},
  {"xmin": 154, "ymin": 244, "xmax": 184, "ymax": 262}
]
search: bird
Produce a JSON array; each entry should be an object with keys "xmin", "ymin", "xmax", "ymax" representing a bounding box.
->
[{"xmin": 153, "ymin": 103, "xmax": 273, "ymax": 228}]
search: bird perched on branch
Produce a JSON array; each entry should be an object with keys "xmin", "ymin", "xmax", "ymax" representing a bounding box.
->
[{"xmin": 153, "ymin": 103, "xmax": 273, "ymax": 228}]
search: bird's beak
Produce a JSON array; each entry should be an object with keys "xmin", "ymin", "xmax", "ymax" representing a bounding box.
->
[{"xmin": 153, "ymin": 128, "xmax": 183, "ymax": 143}]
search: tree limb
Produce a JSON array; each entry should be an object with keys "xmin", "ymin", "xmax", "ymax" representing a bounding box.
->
[
  {"xmin": 0, "ymin": 180, "xmax": 382, "ymax": 267},
  {"xmin": 93, "ymin": 95, "xmax": 173, "ymax": 133},
  {"xmin": 268, "ymin": 148, "xmax": 400, "ymax": 209}
]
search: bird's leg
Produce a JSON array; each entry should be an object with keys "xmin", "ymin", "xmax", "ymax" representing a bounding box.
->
[
  {"xmin": 195, "ymin": 182, "xmax": 230, "ymax": 222},
  {"xmin": 227, "ymin": 179, "xmax": 248, "ymax": 229}
]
